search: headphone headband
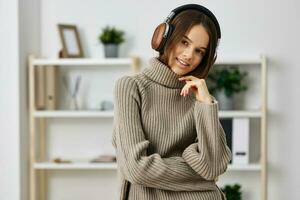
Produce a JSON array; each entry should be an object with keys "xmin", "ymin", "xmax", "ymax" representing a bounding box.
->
[
  {"xmin": 167, "ymin": 4, "xmax": 221, "ymax": 39},
  {"xmin": 151, "ymin": 4, "xmax": 221, "ymax": 53}
]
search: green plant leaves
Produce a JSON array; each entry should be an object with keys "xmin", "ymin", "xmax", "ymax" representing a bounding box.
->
[
  {"xmin": 99, "ymin": 26, "xmax": 125, "ymax": 45},
  {"xmin": 221, "ymin": 183, "xmax": 242, "ymax": 200},
  {"xmin": 207, "ymin": 66, "xmax": 248, "ymax": 98}
]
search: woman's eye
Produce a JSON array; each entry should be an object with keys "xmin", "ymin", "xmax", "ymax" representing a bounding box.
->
[
  {"xmin": 196, "ymin": 49, "xmax": 204, "ymax": 56},
  {"xmin": 181, "ymin": 40, "xmax": 188, "ymax": 46}
]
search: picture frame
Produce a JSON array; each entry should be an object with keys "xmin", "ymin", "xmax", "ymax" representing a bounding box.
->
[{"xmin": 58, "ymin": 24, "xmax": 84, "ymax": 58}]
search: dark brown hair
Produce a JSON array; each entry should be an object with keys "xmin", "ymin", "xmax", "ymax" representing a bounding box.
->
[{"xmin": 159, "ymin": 9, "xmax": 219, "ymax": 78}]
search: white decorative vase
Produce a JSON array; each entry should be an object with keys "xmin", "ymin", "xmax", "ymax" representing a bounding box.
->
[{"xmin": 69, "ymin": 96, "xmax": 79, "ymax": 110}]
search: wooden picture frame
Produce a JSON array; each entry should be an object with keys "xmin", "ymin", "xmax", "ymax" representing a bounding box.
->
[{"xmin": 58, "ymin": 24, "xmax": 84, "ymax": 58}]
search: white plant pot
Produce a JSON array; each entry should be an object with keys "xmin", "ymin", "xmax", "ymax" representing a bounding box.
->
[
  {"xmin": 215, "ymin": 91, "xmax": 234, "ymax": 110},
  {"xmin": 104, "ymin": 44, "xmax": 119, "ymax": 58}
]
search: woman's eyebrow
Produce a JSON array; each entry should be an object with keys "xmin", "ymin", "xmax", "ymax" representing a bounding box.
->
[{"xmin": 183, "ymin": 36, "xmax": 207, "ymax": 50}]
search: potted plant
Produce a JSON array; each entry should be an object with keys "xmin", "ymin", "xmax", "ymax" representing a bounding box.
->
[
  {"xmin": 207, "ymin": 66, "xmax": 248, "ymax": 110},
  {"xmin": 98, "ymin": 26, "xmax": 125, "ymax": 58},
  {"xmin": 221, "ymin": 184, "xmax": 242, "ymax": 200}
]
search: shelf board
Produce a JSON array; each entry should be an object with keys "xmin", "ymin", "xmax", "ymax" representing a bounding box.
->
[
  {"xmin": 33, "ymin": 110, "xmax": 261, "ymax": 118},
  {"xmin": 227, "ymin": 163, "xmax": 261, "ymax": 171},
  {"xmin": 32, "ymin": 58, "xmax": 133, "ymax": 66},
  {"xmin": 219, "ymin": 110, "xmax": 262, "ymax": 118},
  {"xmin": 34, "ymin": 162, "xmax": 260, "ymax": 171},
  {"xmin": 34, "ymin": 162, "xmax": 117, "ymax": 170},
  {"xmin": 215, "ymin": 55, "xmax": 262, "ymax": 65},
  {"xmin": 31, "ymin": 56, "xmax": 262, "ymax": 66},
  {"xmin": 33, "ymin": 110, "xmax": 114, "ymax": 118}
]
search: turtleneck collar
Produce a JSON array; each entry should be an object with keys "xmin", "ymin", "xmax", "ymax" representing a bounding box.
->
[{"xmin": 142, "ymin": 57, "xmax": 185, "ymax": 89}]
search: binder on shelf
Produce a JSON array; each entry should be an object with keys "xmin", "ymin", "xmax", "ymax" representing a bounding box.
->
[
  {"xmin": 45, "ymin": 65, "xmax": 58, "ymax": 110},
  {"xmin": 220, "ymin": 119, "xmax": 233, "ymax": 163},
  {"xmin": 35, "ymin": 65, "xmax": 59, "ymax": 110},
  {"xmin": 232, "ymin": 118, "xmax": 250, "ymax": 164},
  {"xmin": 35, "ymin": 66, "xmax": 46, "ymax": 110}
]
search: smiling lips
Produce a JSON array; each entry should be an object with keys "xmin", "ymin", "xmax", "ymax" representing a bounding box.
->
[{"xmin": 176, "ymin": 58, "xmax": 190, "ymax": 69}]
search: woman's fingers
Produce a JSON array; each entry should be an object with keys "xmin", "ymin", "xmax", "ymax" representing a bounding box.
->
[
  {"xmin": 179, "ymin": 76, "xmax": 211, "ymax": 102},
  {"xmin": 179, "ymin": 75, "xmax": 198, "ymax": 81},
  {"xmin": 181, "ymin": 86, "xmax": 188, "ymax": 96},
  {"xmin": 180, "ymin": 84, "xmax": 187, "ymax": 96},
  {"xmin": 180, "ymin": 81, "xmax": 195, "ymax": 96}
]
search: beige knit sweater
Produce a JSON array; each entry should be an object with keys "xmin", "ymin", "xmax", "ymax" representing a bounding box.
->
[{"xmin": 112, "ymin": 57, "xmax": 231, "ymax": 200}]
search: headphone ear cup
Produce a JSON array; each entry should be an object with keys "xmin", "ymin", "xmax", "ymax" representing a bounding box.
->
[
  {"xmin": 157, "ymin": 24, "xmax": 173, "ymax": 53},
  {"xmin": 151, "ymin": 23, "xmax": 167, "ymax": 51},
  {"xmin": 151, "ymin": 23, "xmax": 174, "ymax": 53}
]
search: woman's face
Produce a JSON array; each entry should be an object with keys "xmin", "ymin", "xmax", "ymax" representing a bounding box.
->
[{"xmin": 167, "ymin": 24, "xmax": 209, "ymax": 76}]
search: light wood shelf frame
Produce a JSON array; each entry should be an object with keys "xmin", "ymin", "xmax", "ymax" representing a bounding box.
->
[{"xmin": 28, "ymin": 55, "xmax": 267, "ymax": 200}]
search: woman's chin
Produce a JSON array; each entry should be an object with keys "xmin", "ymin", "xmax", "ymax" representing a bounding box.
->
[
  {"xmin": 169, "ymin": 63, "xmax": 190, "ymax": 76},
  {"xmin": 172, "ymin": 68, "xmax": 186, "ymax": 76}
]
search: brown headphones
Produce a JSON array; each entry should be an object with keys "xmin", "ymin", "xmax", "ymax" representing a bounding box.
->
[{"xmin": 151, "ymin": 4, "xmax": 221, "ymax": 53}]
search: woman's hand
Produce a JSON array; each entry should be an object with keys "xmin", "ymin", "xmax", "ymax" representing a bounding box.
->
[{"xmin": 179, "ymin": 75, "xmax": 213, "ymax": 104}]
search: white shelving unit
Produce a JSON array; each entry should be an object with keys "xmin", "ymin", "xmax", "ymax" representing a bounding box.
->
[
  {"xmin": 216, "ymin": 55, "xmax": 268, "ymax": 200},
  {"xmin": 28, "ymin": 55, "xmax": 267, "ymax": 200},
  {"xmin": 28, "ymin": 56, "xmax": 140, "ymax": 200}
]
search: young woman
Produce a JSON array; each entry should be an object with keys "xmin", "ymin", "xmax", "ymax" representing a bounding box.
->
[{"xmin": 112, "ymin": 4, "xmax": 231, "ymax": 200}]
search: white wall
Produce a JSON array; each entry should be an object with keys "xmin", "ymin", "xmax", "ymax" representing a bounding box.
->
[
  {"xmin": 0, "ymin": 0, "xmax": 21, "ymax": 200},
  {"xmin": 19, "ymin": 0, "xmax": 40, "ymax": 200},
  {"xmin": 0, "ymin": 0, "xmax": 40, "ymax": 200},
  {"xmin": 1, "ymin": 0, "xmax": 300, "ymax": 199},
  {"xmin": 39, "ymin": 0, "xmax": 300, "ymax": 199}
]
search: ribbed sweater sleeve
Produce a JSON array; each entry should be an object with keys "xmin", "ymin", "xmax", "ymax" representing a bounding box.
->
[
  {"xmin": 182, "ymin": 101, "xmax": 232, "ymax": 181},
  {"xmin": 113, "ymin": 76, "xmax": 216, "ymax": 191}
]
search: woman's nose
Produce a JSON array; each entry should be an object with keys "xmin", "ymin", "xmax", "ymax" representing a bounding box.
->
[{"xmin": 183, "ymin": 47, "xmax": 193, "ymax": 59}]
